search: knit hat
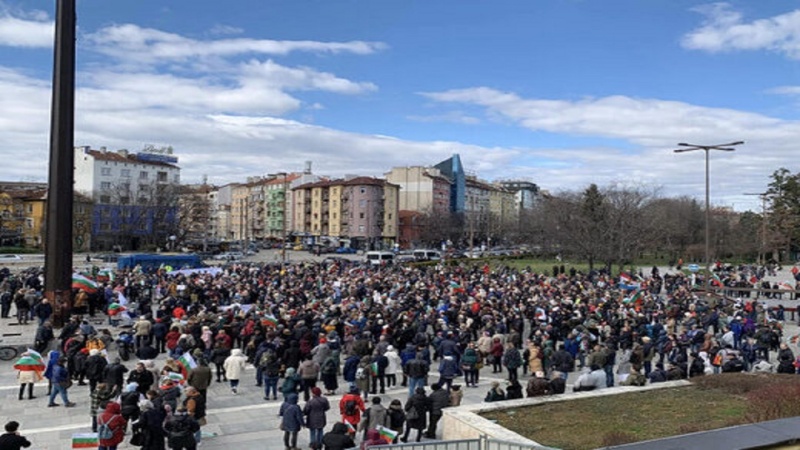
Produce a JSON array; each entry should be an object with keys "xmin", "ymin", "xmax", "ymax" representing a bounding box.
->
[{"xmin": 311, "ymin": 387, "xmax": 322, "ymax": 396}]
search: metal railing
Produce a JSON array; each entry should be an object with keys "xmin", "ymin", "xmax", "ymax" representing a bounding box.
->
[{"xmin": 369, "ymin": 435, "xmax": 559, "ymax": 450}]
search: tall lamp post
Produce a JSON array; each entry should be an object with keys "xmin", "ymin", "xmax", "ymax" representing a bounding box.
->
[
  {"xmin": 269, "ymin": 172, "xmax": 288, "ymax": 264},
  {"xmin": 744, "ymin": 192, "xmax": 768, "ymax": 265},
  {"xmin": 673, "ymin": 141, "xmax": 744, "ymax": 294}
]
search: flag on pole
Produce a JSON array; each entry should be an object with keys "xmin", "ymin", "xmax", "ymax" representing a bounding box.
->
[
  {"xmin": 177, "ymin": 351, "xmax": 198, "ymax": 378},
  {"xmin": 96, "ymin": 269, "xmax": 115, "ymax": 282},
  {"xmin": 72, "ymin": 274, "xmax": 98, "ymax": 293},
  {"xmin": 345, "ymin": 420, "xmax": 356, "ymax": 433},
  {"xmin": 377, "ymin": 425, "xmax": 398, "ymax": 443},
  {"xmin": 780, "ymin": 282, "xmax": 794, "ymax": 291}
]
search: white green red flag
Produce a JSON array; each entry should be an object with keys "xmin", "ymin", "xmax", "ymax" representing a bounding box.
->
[
  {"xmin": 377, "ymin": 425, "xmax": 398, "ymax": 443},
  {"xmin": 72, "ymin": 273, "xmax": 98, "ymax": 293},
  {"xmin": 71, "ymin": 433, "xmax": 98, "ymax": 448},
  {"xmin": 177, "ymin": 351, "xmax": 197, "ymax": 378}
]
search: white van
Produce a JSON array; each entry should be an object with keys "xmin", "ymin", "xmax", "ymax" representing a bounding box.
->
[
  {"xmin": 412, "ymin": 249, "xmax": 442, "ymax": 261},
  {"xmin": 365, "ymin": 251, "xmax": 395, "ymax": 266}
]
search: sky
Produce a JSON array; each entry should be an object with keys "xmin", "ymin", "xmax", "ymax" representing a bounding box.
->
[{"xmin": 0, "ymin": 1, "xmax": 799, "ymax": 211}]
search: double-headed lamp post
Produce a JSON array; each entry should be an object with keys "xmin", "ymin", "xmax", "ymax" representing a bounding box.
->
[
  {"xmin": 673, "ymin": 141, "xmax": 744, "ymax": 294},
  {"xmin": 269, "ymin": 172, "xmax": 288, "ymax": 264}
]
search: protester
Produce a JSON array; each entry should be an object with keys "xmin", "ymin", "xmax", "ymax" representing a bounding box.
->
[
  {"xmin": 164, "ymin": 406, "xmax": 200, "ymax": 450},
  {"xmin": 97, "ymin": 402, "xmax": 127, "ymax": 450},
  {"xmin": 0, "ymin": 421, "xmax": 31, "ymax": 450},
  {"xmin": 322, "ymin": 423, "xmax": 356, "ymax": 450},
  {"xmin": 47, "ymin": 357, "xmax": 76, "ymax": 407},
  {"xmin": 222, "ymin": 348, "xmax": 247, "ymax": 394},
  {"xmin": 402, "ymin": 387, "xmax": 428, "ymax": 442},
  {"xmin": 279, "ymin": 393, "xmax": 304, "ymax": 450},
  {"xmin": 303, "ymin": 387, "xmax": 330, "ymax": 450}
]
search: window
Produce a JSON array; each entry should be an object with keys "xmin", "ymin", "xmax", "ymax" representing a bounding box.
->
[
  {"xmin": 100, "ymin": 182, "xmax": 111, "ymax": 190},
  {"xmin": 120, "ymin": 197, "xmax": 130, "ymax": 205},
  {"xmin": 101, "ymin": 167, "xmax": 112, "ymax": 176},
  {"xmin": 139, "ymin": 171, "xmax": 148, "ymax": 180},
  {"xmin": 388, "ymin": 213, "xmax": 392, "ymax": 220},
  {"xmin": 359, "ymin": 199, "xmax": 366, "ymax": 208},
  {"xmin": 360, "ymin": 188, "xmax": 366, "ymax": 194},
  {"xmin": 121, "ymin": 169, "xmax": 131, "ymax": 178},
  {"xmin": 139, "ymin": 184, "xmax": 150, "ymax": 193},
  {"xmin": 26, "ymin": 204, "xmax": 32, "ymax": 213},
  {"xmin": 359, "ymin": 212, "xmax": 365, "ymax": 219},
  {"xmin": 26, "ymin": 218, "xmax": 33, "ymax": 229},
  {"xmin": 157, "ymin": 171, "xmax": 168, "ymax": 182},
  {"xmin": 359, "ymin": 225, "xmax": 365, "ymax": 232},
  {"xmin": 99, "ymin": 195, "xmax": 111, "ymax": 204},
  {"xmin": 173, "ymin": 174, "xmax": 180, "ymax": 183},
  {"xmin": 100, "ymin": 223, "xmax": 111, "ymax": 231},
  {"xmin": 120, "ymin": 183, "xmax": 130, "ymax": 192}
]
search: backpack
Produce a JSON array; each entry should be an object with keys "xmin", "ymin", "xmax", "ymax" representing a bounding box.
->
[
  {"xmin": 97, "ymin": 415, "xmax": 118, "ymax": 440},
  {"xmin": 344, "ymin": 399, "xmax": 357, "ymax": 417},
  {"xmin": 258, "ymin": 351, "xmax": 273, "ymax": 369},
  {"xmin": 355, "ymin": 367, "xmax": 367, "ymax": 380}
]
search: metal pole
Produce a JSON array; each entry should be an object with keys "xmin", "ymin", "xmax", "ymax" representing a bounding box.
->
[
  {"xmin": 704, "ymin": 149, "xmax": 711, "ymax": 295},
  {"xmin": 45, "ymin": 0, "xmax": 76, "ymax": 328}
]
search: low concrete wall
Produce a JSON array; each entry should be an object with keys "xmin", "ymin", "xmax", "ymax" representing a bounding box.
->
[{"xmin": 442, "ymin": 380, "xmax": 691, "ymax": 446}]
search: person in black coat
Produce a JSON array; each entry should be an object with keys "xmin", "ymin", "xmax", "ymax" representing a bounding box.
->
[
  {"xmin": 103, "ymin": 358, "xmax": 129, "ymax": 394},
  {"xmin": 0, "ymin": 421, "xmax": 31, "ymax": 450},
  {"xmin": 136, "ymin": 342, "xmax": 159, "ymax": 361},
  {"xmin": 402, "ymin": 387, "xmax": 429, "ymax": 443},
  {"xmin": 321, "ymin": 422, "xmax": 355, "ymax": 450},
  {"xmin": 85, "ymin": 349, "xmax": 108, "ymax": 393}
]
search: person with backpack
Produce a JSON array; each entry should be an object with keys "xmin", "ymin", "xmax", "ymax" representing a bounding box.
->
[
  {"xmin": 97, "ymin": 402, "xmax": 127, "ymax": 450},
  {"xmin": 320, "ymin": 350, "xmax": 340, "ymax": 395},
  {"xmin": 298, "ymin": 356, "xmax": 321, "ymax": 402},
  {"xmin": 339, "ymin": 386, "xmax": 365, "ymax": 438},
  {"xmin": 280, "ymin": 367, "xmax": 302, "ymax": 400},
  {"xmin": 322, "ymin": 423, "xmax": 356, "ymax": 450},
  {"xmin": 355, "ymin": 356, "xmax": 372, "ymax": 401},
  {"xmin": 263, "ymin": 350, "xmax": 282, "ymax": 400},
  {"xmin": 183, "ymin": 387, "xmax": 206, "ymax": 446},
  {"xmin": 401, "ymin": 387, "xmax": 428, "ymax": 443},
  {"xmin": 164, "ymin": 406, "xmax": 200, "ymax": 450},
  {"xmin": 90, "ymin": 383, "xmax": 116, "ymax": 433},
  {"xmin": 134, "ymin": 399, "xmax": 167, "ymax": 450}
]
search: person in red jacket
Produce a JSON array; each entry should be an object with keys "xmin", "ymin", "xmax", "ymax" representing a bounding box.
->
[
  {"xmin": 97, "ymin": 402, "xmax": 127, "ymax": 450},
  {"xmin": 338, "ymin": 386, "xmax": 365, "ymax": 437}
]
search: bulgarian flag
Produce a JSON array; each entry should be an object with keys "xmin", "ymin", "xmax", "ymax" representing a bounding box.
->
[
  {"xmin": 25, "ymin": 348, "xmax": 44, "ymax": 365},
  {"xmin": 377, "ymin": 425, "xmax": 398, "ymax": 443},
  {"xmin": 624, "ymin": 290, "xmax": 644, "ymax": 305},
  {"xmin": 370, "ymin": 362, "xmax": 379, "ymax": 376},
  {"xmin": 711, "ymin": 274, "xmax": 723, "ymax": 287},
  {"xmin": 345, "ymin": 420, "xmax": 356, "ymax": 434},
  {"xmin": 780, "ymin": 282, "xmax": 795, "ymax": 291},
  {"xmin": 107, "ymin": 302, "xmax": 125, "ymax": 316},
  {"xmin": 177, "ymin": 351, "xmax": 197, "ymax": 378},
  {"xmin": 163, "ymin": 371, "xmax": 185, "ymax": 384},
  {"xmin": 72, "ymin": 273, "xmax": 98, "ymax": 293},
  {"xmin": 96, "ymin": 269, "xmax": 115, "ymax": 282},
  {"xmin": 619, "ymin": 273, "xmax": 633, "ymax": 284},
  {"xmin": 261, "ymin": 315, "xmax": 278, "ymax": 328},
  {"xmin": 71, "ymin": 433, "xmax": 98, "ymax": 449}
]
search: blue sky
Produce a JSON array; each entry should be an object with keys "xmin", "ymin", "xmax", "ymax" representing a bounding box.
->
[{"xmin": 1, "ymin": 1, "xmax": 799, "ymax": 211}]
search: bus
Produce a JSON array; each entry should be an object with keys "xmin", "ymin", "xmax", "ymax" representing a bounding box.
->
[{"xmin": 117, "ymin": 253, "xmax": 204, "ymax": 271}]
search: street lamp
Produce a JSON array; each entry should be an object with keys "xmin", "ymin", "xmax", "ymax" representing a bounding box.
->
[
  {"xmin": 269, "ymin": 172, "xmax": 288, "ymax": 264},
  {"xmin": 744, "ymin": 192, "xmax": 768, "ymax": 265},
  {"xmin": 673, "ymin": 141, "xmax": 744, "ymax": 294}
]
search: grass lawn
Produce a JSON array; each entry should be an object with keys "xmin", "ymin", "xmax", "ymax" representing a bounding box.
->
[{"xmin": 481, "ymin": 374, "xmax": 800, "ymax": 450}]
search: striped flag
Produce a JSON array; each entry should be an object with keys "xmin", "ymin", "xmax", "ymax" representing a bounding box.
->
[
  {"xmin": 177, "ymin": 352, "xmax": 198, "ymax": 378},
  {"xmin": 25, "ymin": 348, "xmax": 44, "ymax": 364},
  {"xmin": 96, "ymin": 269, "xmax": 115, "ymax": 282},
  {"xmin": 345, "ymin": 420, "xmax": 356, "ymax": 433},
  {"xmin": 780, "ymin": 282, "xmax": 795, "ymax": 291},
  {"xmin": 72, "ymin": 433, "xmax": 98, "ymax": 448},
  {"xmin": 163, "ymin": 372, "xmax": 185, "ymax": 384},
  {"xmin": 377, "ymin": 425, "xmax": 398, "ymax": 443},
  {"xmin": 711, "ymin": 274, "xmax": 723, "ymax": 287},
  {"xmin": 370, "ymin": 362, "xmax": 379, "ymax": 376},
  {"xmin": 261, "ymin": 315, "xmax": 278, "ymax": 327},
  {"xmin": 72, "ymin": 274, "xmax": 98, "ymax": 293}
]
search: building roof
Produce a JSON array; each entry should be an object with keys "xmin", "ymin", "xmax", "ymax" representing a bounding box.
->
[
  {"xmin": 85, "ymin": 149, "xmax": 179, "ymax": 169},
  {"xmin": 293, "ymin": 176, "xmax": 395, "ymax": 190}
]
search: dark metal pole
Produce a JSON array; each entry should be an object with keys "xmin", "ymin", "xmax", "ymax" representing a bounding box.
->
[
  {"xmin": 45, "ymin": 0, "xmax": 76, "ymax": 328},
  {"xmin": 704, "ymin": 149, "xmax": 711, "ymax": 295}
]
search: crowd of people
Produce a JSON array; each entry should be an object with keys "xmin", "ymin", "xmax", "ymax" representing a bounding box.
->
[{"xmin": 2, "ymin": 258, "xmax": 800, "ymax": 449}]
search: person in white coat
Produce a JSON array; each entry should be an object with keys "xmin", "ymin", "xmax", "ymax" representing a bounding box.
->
[
  {"xmin": 384, "ymin": 345, "xmax": 402, "ymax": 389},
  {"xmin": 223, "ymin": 348, "xmax": 247, "ymax": 394}
]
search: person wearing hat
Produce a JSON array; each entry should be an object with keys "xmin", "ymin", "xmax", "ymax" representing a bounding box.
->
[
  {"xmin": 303, "ymin": 387, "xmax": 330, "ymax": 449},
  {"xmin": 47, "ymin": 357, "xmax": 75, "ymax": 407}
]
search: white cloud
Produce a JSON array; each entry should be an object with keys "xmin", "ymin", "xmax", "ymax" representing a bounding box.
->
[
  {"xmin": 767, "ymin": 85, "xmax": 800, "ymax": 96},
  {"xmin": 209, "ymin": 24, "xmax": 244, "ymax": 36},
  {"xmin": 240, "ymin": 59, "xmax": 377, "ymax": 95},
  {"xmin": 682, "ymin": 3, "xmax": 800, "ymax": 59},
  {"xmin": 0, "ymin": 12, "xmax": 53, "ymax": 48},
  {"xmin": 407, "ymin": 111, "xmax": 481, "ymax": 125},
  {"xmin": 86, "ymin": 23, "xmax": 388, "ymax": 65}
]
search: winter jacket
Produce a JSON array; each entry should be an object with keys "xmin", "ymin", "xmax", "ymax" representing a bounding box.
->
[
  {"xmin": 322, "ymin": 423, "xmax": 356, "ymax": 450},
  {"xmin": 303, "ymin": 395, "xmax": 331, "ymax": 430},
  {"xmin": 279, "ymin": 393, "xmax": 304, "ymax": 432},
  {"xmin": 223, "ymin": 349, "xmax": 247, "ymax": 379},
  {"xmin": 360, "ymin": 403, "xmax": 389, "ymax": 432},
  {"xmin": 404, "ymin": 392, "xmax": 429, "ymax": 430},
  {"xmin": 438, "ymin": 355, "xmax": 460, "ymax": 379},
  {"xmin": 98, "ymin": 402, "xmax": 128, "ymax": 447},
  {"xmin": 428, "ymin": 388, "xmax": 450, "ymax": 414},
  {"xmin": 164, "ymin": 412, "xmax": 200, "ymax": 448}
]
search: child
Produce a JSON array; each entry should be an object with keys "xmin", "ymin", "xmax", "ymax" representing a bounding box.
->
[
  {"xmin": 449, "ymin": 384, "xmax": 463, "ymax": 407},
  {"xmin": 387, "ymin": 399, "xmax": 406, "ymax": 444}
]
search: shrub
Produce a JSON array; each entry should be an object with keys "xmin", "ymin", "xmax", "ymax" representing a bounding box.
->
[
  {"xmin": 601, "ymin": 431, "xmax": 637, "ymax": 447},
  {"xmin": 745, "ymin": 383, "xmax": 800, "ymax": 422}
]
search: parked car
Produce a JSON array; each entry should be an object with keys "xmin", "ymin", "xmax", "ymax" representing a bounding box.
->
[
  {"xmin": 335, "ymin": 247, "xmax": 358, "ymax": 254},
  {"xmin": 213, "ymin": 252, "xmax": 243, "ymax": 261}
]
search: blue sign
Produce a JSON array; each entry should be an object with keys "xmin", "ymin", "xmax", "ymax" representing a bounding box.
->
[{"xmin": 688, "ymin": 264, "xmax": 700, "ymax": 273}]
